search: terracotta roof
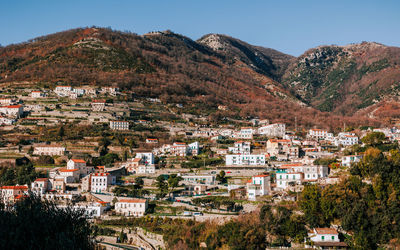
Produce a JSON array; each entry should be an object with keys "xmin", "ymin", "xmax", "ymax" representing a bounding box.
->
[
  {"xmin": 254, "ymin": 174, "xmax": 269, "ymax": 177},
  {"xmin": 4, "ymin": 105, "xmax": 22, "ymax": 108},
  {"xmin": 92, "ymin": 99, "xmax": 106, "ymax": 103},
  {"xmin": 34, "ymin": 178, "xmax": 48, "ymax": 182},
  {"xmin": 93, "ymin": 173, "xmax": 110, "ymax": 176},
  {"xmin": 118, "ymin": 199, "xmax": 147, "ymax": 203},
  {"xmin": 132, "ymin": 158, "xmax": 141, "ymax": 162},
  {"xmin": 59, "ymin": 168, "xmax": 79, "ymax": 172},
  {"xmin": 315, "ymin": 228, "xmax": 338, "ymax": 235},
  {"xmin": 313, "ymin": 242, "xmax": 347, "ymax": 247},
  {"xmin": 71, "ymin": 159, "xmax": 86, "ymax": 163},
  {"xmin": 1, "ymin": 185, "xmax": 28, "ymax": 190}
]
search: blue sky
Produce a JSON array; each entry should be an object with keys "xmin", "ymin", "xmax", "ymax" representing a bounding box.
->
[{"xmin": 1, "ymin": 0, "xmax": 399, "ymax": 56}]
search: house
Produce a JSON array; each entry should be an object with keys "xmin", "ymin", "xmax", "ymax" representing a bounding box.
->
[
  {"xmin": 67, "ymin": 159, "xmax": 92, "ymax": 176},
  {"xmin": 91, "ymin": 99, "xmax": 106, "ymax": 111},
  {"xmin": 188, "ymin": 141, "xmax": 200, "ymax": 155},
  {"xmin": 258, "ymin": 123, "xmax": 285, "ymax": 138},
  {"xmin": 335, "ymin": 132, "xmax": 359, "ymax": 146},
  {"xmin": 135, "ymin": 152, "xmax": 155, "ymax": 165},
  {"xmin": 308, "ymin": 129, "xmax": 331, "ymax": 140},
  {"xmin": 31, "ymin": 178, "xmax": 50, "ymax": 195},
  {"xmin": 90, "ymin": 173, "xmax": 116, "ymax": 193},
  {"xmin": 0, "ymin": 105, "xmax": 24, "ymax": 117},
  {"xmin": 226, "ymin": 154, "xmax": 266, "ymax": 166},
  {"xmin": 31, "ymin": 91, "xmax": 44, "ymax": 98},
  {"xmin": 0, "ymin": 98, "xmax": 14, "ymax": 105},
  {"xmin": 170, "ymin": 142, "xmax": 188, "ymax": 156},
  {"xmin": 146, "ymin": 138, "xmax": 158, "ymax": 144},
  {"xmin": 33, "ymin": 145, "xmax": 66, "ymax": 156},
  {"xmin": 115, "ymin": 198, "xmax": 148, "ymax": 216},
  {"xmin": 59, "ymin": 168, "xmax": 80, "ymax": 183},
  {"xmin": 181, "ymin": 175, "xmax": 216, "ymax": 185},
  {"xmin": 276, "ymin": 170, "xmax": 304, "ymax": 189},
  {"xmin": 66, "ymin": 202, "xmax": 109, "ymax": 218},
  {"xmin": 341, "ymin": 154, "xmax": 363, "ymax": 167},
  {"xmin": 52, "ymin": 178, "xmax": 66, "ymax": 193},
  {"xmin": 0, "ymin": 116, "xmax": 14, "ymax": 125},
  {"xmin": 54, "ymin": 86, "xmax": 72, "ymax": 96},
  {"xmin": 0, "ymin": 185, "xmax": 29, "ymax": 204},
  {"xmin": 110, "ymin": 120, "xmax": 129, "ymax": 130},
  {"xmin": 73, "ymin": 88, "xmax": 85, "ymax": 96},
  {"xmin": 308, "ymin": 228, "xmax": 347, "ymax": 248},
  {"xmin": 232, "ymin": 127, "xmax": 254, "ymax": 139},
  {"xmin": 247, "ymin": 174, "xmax": 271, "ymax": 200},
  {"xmin": 228, "ymin": 141, "xmax": 251, "ymax": 154}
]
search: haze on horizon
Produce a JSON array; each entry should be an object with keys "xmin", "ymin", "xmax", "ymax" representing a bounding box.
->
[{"xmin": 1, "ymin": 0, "xmax": 399, "ymax": 56}]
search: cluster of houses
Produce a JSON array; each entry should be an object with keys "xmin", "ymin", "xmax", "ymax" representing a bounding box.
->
[
  {"xmin": 0, "ymin": 97, "xmax": 24, "ymax": 125},
  {"xmin": 54, "ymin": 85, "xmax": 119, "ymax": 98}
]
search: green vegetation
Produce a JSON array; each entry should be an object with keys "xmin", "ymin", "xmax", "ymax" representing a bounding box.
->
[
  {"xmin": 0, "ymin": 195, "xmax": 93, "ymax": 249},
  {"xmin": 300, "ymin": 146, "xmax": 400, "ymax": 248},
  {"xmin": 181, "ymin": 157, "xmax": 223, "ymax": 168}
]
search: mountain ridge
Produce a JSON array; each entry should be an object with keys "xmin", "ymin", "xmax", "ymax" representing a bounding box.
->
[{"xmin": 0, "ymin": 27, "xmax": 393, "ymax": 128}]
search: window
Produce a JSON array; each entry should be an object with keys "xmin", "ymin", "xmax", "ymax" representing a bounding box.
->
[
  {"xmin": 331, "ymin": 236, "xmax": 335, "ymax": 240},
  {"xmin": 322, "ymin": 236, "xmax": 325, "ymax": 241}
]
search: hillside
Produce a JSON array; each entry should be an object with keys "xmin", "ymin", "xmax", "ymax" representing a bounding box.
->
[
  {"xmin": 282, "ymin": 42, "xmax": 400, "ymax": 119},
  {"xmin": 0, "ymin": 27, "xmax": 382, "ymax": 129}
]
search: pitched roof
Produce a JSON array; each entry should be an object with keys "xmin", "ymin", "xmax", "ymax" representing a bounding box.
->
[
  {"xmin": 254, "ymin": 174, "xmax": 269, "ymax": 178},
  {"xmin": 315, "ymin": 228, "xmax": 338, "ymax": 235},
  {"xmin": 1, "ymin": 185, "xmax": 28, "ymax": 190},
  {"xmin": 34, "ymin": 178, "xmax": 48, "ymax": 182},
  {"xmin": 59, "ymin": 168, "xmax": 79, "ymax": 172},
  {"xmin": 118, "ymin": 199, "xmax": 147, "ymax": 203},
  {"xmin": 92, "ymin": 173, "xmax": 110, "ymax": 176},
  {"xmin": 70, "ymin": 159, "xmax": 86, "ymax": 163}
]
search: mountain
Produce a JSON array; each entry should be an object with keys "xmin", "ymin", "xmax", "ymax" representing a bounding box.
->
[
  {"xmin": 281, "ymin": 42, "xmax": 400, "ymax": 120},
  {"xmin": 0, "ymin": 27, "xmax": 382, "ymax": 129},
  {"xmin": 197, "ymin": 34, "xmax": 293, "ymax": 81}
]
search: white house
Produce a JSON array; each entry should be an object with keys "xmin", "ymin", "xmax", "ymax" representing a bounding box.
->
[
  {"xmin": 308, "ymin": 129, "xmax": 330, "ymax": 139},
  {"xmin": 226, "ymin": 154, "xmax": 266, "ymax": 166},
  {"xmin": 135, "ymin": 152, "xmax": 155, "ymax": 165},
  {"xmin": 188, "ymin": 141, "xmax": 200, "ymax": 155},
  {"xmin": 0, "ymin": 185, "xmax": 28, "ymax": 204},
  {"xmin": 335, "ymin": 132, "xmax": 359, "ymax": 146},
  {"xmin": 228, "ymin": 141, "xmax": 251, "ymax": 154},
  {"xmin": 91, "ymin": 99, "xmax": 106, "ymax": 111},
  {"xmin": 0, "ymin": 105, "xmax": 23, "ymax": 117},
  {"xmin": 31, "ymin": 178, "xmax": 51, "ymax": 195},
  {"xmin": 341, "ymin": 154, "xmax": 363, "ymax": 167},
  {"xmin": 308, "ymin": 228, "xmax": 347, "ymax": 248},
  {"xmin": 33, "ymin": 145, "xmax": 66, "ymax": 156},
  {"xmin": 232, "ymin": 127, "xmax": 254, "ymax": 139},
  {"xmin": 31, "ymin": 91, "xmax": 44, "ymax": 98},
  {"xmin": 54, "ymin": 86, "xmax": 73, "ymax": 96},
  {"xmin": 258, "ymin": 123, "xmax": 285, "ymax": 138},
  {"xmin": 110, "ymin": 120, "xmax": 129, "ymax": 130},
  {"xmin": 67, "ymin": 159, "xmax": 92, "ymax": 176},
  {"xmin": 181, "ymin": 175, "xmax": 216, "ymax": 185},
  {"xmin": 0, "ymin": 116, "xmax": 14, "ymax": 125},
  {"xmin": 59, "ymin": 168, "xmax": 80, "ymax": 183},
  {"xmin": 247, "ymin": 174, "xmax": 270, "ymax": 200},
  {"xmin": 0, "ymin": 98, "xmax": 14, "ymax": 105},
  {"xmin": 90, "ymin": 173, "xmax": 116, "ymax": 193},
  {"xmin": 115, "ymin": 199, "xmax": 148, "ymax": 217},
  {"xmin": 276, "ymin": 170, "xmax": 303, "ymax": 189}
]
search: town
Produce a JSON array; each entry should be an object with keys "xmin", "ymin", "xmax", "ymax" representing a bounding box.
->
[{"xmin": 0, "ymin": 83, "xmax": 398, "ymax": 249}]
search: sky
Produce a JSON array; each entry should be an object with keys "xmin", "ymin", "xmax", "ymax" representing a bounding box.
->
[{"xmin": 1, "ymin": 0, "xmax": 399, "ymax": 56}]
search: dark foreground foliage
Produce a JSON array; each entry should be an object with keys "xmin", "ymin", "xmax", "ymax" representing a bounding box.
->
[{"xmin": 0, "ymin": 195, "xmax": 94, "ymax": 250}]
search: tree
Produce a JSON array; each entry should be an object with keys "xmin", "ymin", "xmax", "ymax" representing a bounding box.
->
[
  {"xmin": 0, "ymin": 194, "xmax": 94, "ymax": 249},
  {"xmin": 168, "ymin": 174, "xmax": 182, "ymax": 197},
  {"xmin": 216, "ymin": 170, "xmax": 227, "ymax": 184},
  {"xmin": 155, "ymin": 175, "xmax": 168, "ymax": 198},
  {"xmin": 361, "ymin": 132, "xmax": 385, "ymax": 146},
  {"xmin": 134, "ymin": 177, "xmax": 144, "ymax": 189}
]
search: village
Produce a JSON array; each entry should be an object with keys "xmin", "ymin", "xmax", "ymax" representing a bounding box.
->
[{"xmin": 0, "ymin": 83, "xmax": 398, "ymax": 249}]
